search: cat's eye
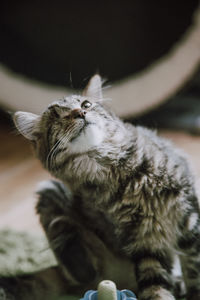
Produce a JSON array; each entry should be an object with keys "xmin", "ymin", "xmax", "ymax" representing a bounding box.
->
[{"xmin": 81, "ymin": 100, "xmax": 92, "ymax": 109}]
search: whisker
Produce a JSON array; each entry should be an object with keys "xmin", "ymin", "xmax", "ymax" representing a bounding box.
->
[
  {"xmin": 48, "ymin": 124, "xmax": 77, "ymax": 170},
  {"xmin": 69, "ymin": 72, "xmax": 74, "ymax": 89},
  {"xmin": 46, "ymin": 139, "xmax": 62, "ymax": 169},
  {"xmin": 46, "ymin": 134, "xmax": 67, "ymax": 169},
  {"xmin": 49, "ymin": 135, "xmax": 69, "ymax": 169},
  {"xmin": 98, "ymin": 97, "xmax": 112, "ymax": 103}
]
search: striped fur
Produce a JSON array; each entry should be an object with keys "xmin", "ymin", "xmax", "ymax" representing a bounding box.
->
[{"xmin": 8, "ymin": 75, "xmax": 200, "ymax": 300}]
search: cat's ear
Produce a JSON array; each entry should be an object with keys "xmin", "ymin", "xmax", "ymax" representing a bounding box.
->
[
  {"xmin": 82, "ymin": 74, "xmax": 103, "ymax": 99},
  {"xmin": 13, "ymin": 111, "xmax": 40, "ymax": 140}
]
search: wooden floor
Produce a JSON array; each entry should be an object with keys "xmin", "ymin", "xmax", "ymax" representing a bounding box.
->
[
  {"xmin": 0, "ymin": 119, "xmax": 200, "ymax": 234},
  {"xmin": 0, "ymin": 121, "xmax": 50, "ymax": 233}
]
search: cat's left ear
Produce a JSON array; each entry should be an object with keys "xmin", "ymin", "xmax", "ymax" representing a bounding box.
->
[
  {"xmin": 82, "ymin": 74, "xmax": 103, "ymax": 99},
  {"xmin": 13, "ymin": 111, "xmax": 40, "ymax": 141}
]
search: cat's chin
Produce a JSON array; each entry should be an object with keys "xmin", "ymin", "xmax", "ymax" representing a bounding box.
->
[{"xmin": 68, "ymin": 123, "xmax": 105, "ymax": 154}]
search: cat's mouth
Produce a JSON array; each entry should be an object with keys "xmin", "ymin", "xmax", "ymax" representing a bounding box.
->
[{"xmin": 70, "ymin": 120, "xmax": 95, "ymax": 142}]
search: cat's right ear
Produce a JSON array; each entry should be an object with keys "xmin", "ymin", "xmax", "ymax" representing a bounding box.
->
[
  {"xmin": 13, "ymin": 111, "xmax": 40, "ymax": 141},
  {"xmin": 82, "ymin": 74, "xmax": 103, "ymax": 99}
]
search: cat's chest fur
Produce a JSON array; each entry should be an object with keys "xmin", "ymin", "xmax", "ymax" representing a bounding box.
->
[
  {"xmin": 70, "ymin": 175, "xmax": 183, "ymax": 256},
  {"xmin": 54, "ymin": 128, "xmax": 191, "ymax": 254},
  {"xmin": 59, "ymin": 155, "xmax": 127, "ymax": 246}
]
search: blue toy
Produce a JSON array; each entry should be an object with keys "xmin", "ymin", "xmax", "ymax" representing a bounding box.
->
[{"xmin": 80, "ymin": 280, "xmax": 137, "ymax": 300}]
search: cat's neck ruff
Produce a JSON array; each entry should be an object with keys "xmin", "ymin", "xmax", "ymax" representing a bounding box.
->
[
  {"xmin": 67, "ymin": 120, "xmax": 106, "ymax": 154},
  {"xmin": 56, "ymin": 129, "xmax": 136, "ymax": 186}
]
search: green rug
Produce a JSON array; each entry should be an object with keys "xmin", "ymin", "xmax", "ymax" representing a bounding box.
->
[
  {"xmin": 0, "ymin": 228, "xmax": 56, "ymax": 276},
  {"xmin": 0, "ymin": 229, "xmax": 78, "ymax": 300}
]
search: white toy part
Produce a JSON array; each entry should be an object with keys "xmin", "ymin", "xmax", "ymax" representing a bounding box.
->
[{"xmin": 97, "ymin": 280, "xmax": 117, "ymax": 300}]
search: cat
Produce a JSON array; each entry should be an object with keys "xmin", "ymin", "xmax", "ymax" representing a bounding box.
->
[{"xmin": 1, "ymin": 75, "xmax": 200, "ymax": 300}]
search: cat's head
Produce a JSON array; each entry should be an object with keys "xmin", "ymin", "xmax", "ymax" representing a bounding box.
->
[{"xmin": 13, "ymin": 75, "xmax": 122, "ymax": 169}]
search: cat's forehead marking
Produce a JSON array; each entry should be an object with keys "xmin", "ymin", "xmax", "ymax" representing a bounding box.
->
[
  {"xmin": 63, "ymin": 95, "xmax": 86, "ymax": 108},
  {"xmin": 48, "ymin": 95, "xmax": 86, "ymax": 110}
]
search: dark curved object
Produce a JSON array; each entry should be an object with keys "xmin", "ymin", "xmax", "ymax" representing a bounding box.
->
[{"xmin": 0, "ymin": 0, "xmax": 199, "ymax": 88}]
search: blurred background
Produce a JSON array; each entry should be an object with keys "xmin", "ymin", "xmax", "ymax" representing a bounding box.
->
[{"xmin": 0, "ymin": 0, "xmax": 200, "ymax": 232}]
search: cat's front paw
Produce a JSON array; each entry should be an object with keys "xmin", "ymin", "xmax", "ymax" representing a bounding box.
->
[
  {"xmin": 139, "ymin": 286, "xmax": 175, "ymax": 300},
  {"xmin": 36, "ymin": 180, "xmax": 73, "ymax": 212}
]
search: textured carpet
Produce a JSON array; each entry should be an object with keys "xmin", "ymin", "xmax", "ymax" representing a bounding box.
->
[
  {"xmin": 0, "ymin": 229, "xmax": 79, "ymax": 300},
  {"xmin": 0, "ymin": 229, "xmax": 56, "ymax": 276}
]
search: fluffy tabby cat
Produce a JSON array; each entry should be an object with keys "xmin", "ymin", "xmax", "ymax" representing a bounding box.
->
[{"xmin": 1, "ymin": 75, "xmax": 200, "ymax": 300}]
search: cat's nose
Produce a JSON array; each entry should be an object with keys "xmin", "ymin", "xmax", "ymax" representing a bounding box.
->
[{"xmin": 71, "ymin": 108, "xmax": 87, "ymax": 119}]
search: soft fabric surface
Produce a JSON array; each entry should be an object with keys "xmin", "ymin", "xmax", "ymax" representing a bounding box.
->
[
  {"xmin": 0, "ymin": 229, "xmax": 78, "ymax": 300},
  {"xmin": 0, "ymin": 228, "xmax": 56, "ymax": 276}
]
